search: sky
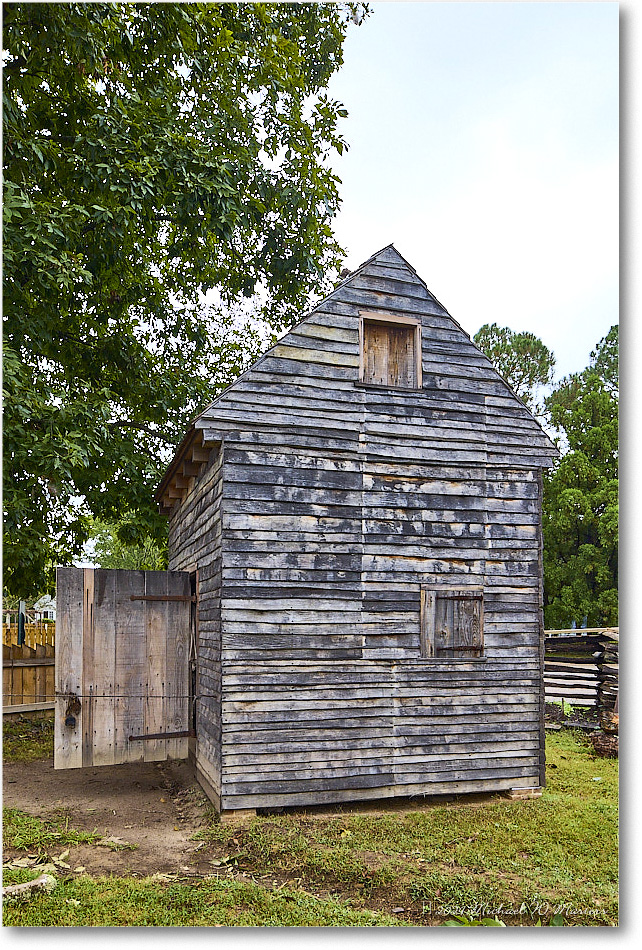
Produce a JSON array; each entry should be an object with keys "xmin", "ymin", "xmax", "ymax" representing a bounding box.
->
[{"xmin": 325, "ymin": 1, "xmax": 619, "ymax": 383}]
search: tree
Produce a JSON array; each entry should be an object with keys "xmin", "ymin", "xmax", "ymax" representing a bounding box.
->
[
  {"xmin": 3, "ymin": 2, "xmax": 367, "ymax": 597},
  {"xmin": 473, "ymin": 323, "xmax": 556, "ymax": 413},
  {"xmin": 89, "ymin": 516, "xmax": 168, "ymax": 571},
  {"xmin": 542, "ymin": 327, "xmax": 618, "ymax": 628},
  {"xmin": 588, "ymin": 324, "xmax": 618, "ymax": 397}
]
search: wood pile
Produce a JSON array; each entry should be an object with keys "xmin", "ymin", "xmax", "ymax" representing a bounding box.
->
[
  {"xmin": 543, "ymin": 629, "xmax": 618, "ymax": 716},
  {"xmin": 590, "ymin": 732, "xmax": 618, "ymax": 758},
  {"xmin": 598, "ymin": 632, "xmax": 619, "ymax": 712},
  {"xmin": 543, "ymin": 632, "xmax": 604, "ymax": 707}
]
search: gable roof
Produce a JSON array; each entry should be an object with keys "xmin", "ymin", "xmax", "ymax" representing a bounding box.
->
[{"xmin": 156, "ymin": 245, "xmax": 558, "ymax": 510}]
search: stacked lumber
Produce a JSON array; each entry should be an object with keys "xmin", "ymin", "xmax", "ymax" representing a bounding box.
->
[
  {"xmin": 598, "ymin": 632, "xmax": 619, "ymax": 712},
  {"xmin": 543, "ymin": 633, "xmax": 603, "ymax": 707}
]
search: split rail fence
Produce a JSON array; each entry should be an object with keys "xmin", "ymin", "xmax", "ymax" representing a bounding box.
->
[{"xmin": 543, "ymin": 628, "xmax": 619, "ymax": 711}]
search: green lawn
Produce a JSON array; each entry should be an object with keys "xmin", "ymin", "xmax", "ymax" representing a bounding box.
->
[
  {"xmin": 3, "ymin": 715, "xmax": 54, "ymax": 762},
  {"xmin": 3, "ymin": 728, "xmax": 617, "ymax": 926}
]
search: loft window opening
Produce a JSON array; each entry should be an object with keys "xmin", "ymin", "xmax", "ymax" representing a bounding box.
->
[{"xmin": 360, "ymin": 313, "xmax": 422, "ymax": 389}]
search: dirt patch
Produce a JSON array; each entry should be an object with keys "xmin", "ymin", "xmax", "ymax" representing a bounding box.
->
[
  {"xmin": 3, "ymin": 756, "xmax": 215, "ymax": 877},
  {"xmin": 544, "ymin": 702, "xmax": 599, "ymax": 727}
]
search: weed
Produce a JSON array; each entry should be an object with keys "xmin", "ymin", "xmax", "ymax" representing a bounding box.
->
[
  {"xmin": 442, "ymin": 914, "xmax": 506, "ymax": 926},
  {"xmin": 193, "ymin": 732, "xmax": 617, "ymax": 925},
  {"xmin": 2, "ymin": 731, "xmax": 617, "ymax": 926}
]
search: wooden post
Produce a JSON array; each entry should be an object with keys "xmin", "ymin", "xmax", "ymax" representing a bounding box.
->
[
  {"xmin": 17, "ymin": 601, "xmax": 26, "ymax": 646},
  {"xmin": 537, "ymin": 473, "xmax": 546, "ymax": 788}
]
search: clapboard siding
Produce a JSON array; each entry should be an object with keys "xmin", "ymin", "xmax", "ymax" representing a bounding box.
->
[
  {"xmin": 164, "ymin": 244, "xmax": 557, "ymax": 811},
  {"xmin": 169, "ymin": 445, "xmax": 224, "ymax": 803},
  {"xmin": 217, "ymin": 657, "xmax": 542, "ymax": 809}
]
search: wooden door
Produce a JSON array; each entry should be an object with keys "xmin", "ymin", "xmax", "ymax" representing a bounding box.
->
[{"xmin": 55, "ymin": 567, "xmax": 192, "ymax": 769}]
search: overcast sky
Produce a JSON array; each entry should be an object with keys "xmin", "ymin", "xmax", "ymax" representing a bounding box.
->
[{"xmin": 325, "ymin": 1, "xmax": 619, "ymax": 382}]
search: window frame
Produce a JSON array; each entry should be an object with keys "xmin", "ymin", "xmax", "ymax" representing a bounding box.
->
[
  {"xmin": 358, "ymin": 311, "xmax": 422, "ymax": 389},
  {"xmin": 420, "ymin": 585, "xmax": 484, "ymax": 659}
]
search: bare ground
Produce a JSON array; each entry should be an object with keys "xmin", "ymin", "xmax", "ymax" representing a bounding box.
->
[
  {"xmin": 3, "ymin": 756, "xmax": 215, "ymax": 877},
  {"xmin": 4, "ymin": 705, "xmax": 589, "ymax": 879}
]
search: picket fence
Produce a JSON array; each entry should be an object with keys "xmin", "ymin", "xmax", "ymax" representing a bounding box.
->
[{"xmin": 3, "ymin": 622, "xmax": 56, "ymax": 649}]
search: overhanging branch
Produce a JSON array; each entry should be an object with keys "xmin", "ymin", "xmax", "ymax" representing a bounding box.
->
[{"xmin": 107, "ymin": 420, "xmax": 177, "ymax": 445}]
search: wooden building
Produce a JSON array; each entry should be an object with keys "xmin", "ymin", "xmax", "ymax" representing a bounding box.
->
[
  {"xmin": 54, "ymin": 245, "xmax": 557, "ymax": 815},
  {"xmin": 156, "ymin": 245, "xmax": 558, "ymax": 813}
]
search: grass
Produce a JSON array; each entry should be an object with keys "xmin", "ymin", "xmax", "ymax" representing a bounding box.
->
[
  {"xmin": 2, "ymin": 872, "xmax": 404, "ymax": 927},
  {"xmin": 3, "ymin": 728, "xmax": 617, "ymax": 927},
  {"xmin": 186, "ymin": 730, "xmax": 618, "ymax": 926},
  {"xmin": 3, "ymin": 808, "xmax": 100, "ymax": 851},
  {"xmin": 3, "ymin": 715, "xmax": 54, "ymax": 762}
]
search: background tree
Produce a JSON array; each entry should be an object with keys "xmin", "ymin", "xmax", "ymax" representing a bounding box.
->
[
  {"xmin": 88, "ymin": 516, "xmax": 168, "ymax": 571},
  {"xmin": 542, "ymin": 327, "xmax": 618, "ymax": 628},
  {"xmin": 473, "ymin": 323, "xmax": 556, "ymax": 413},
  {"xmin": 3, "ymin": 2, "xmax": 367, "ymax": 597}
]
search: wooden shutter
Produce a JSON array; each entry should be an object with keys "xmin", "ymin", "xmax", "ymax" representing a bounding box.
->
[
  {"xmin": 363, "ymin": 320, "xmax": 418, "ymax": 387},
  {"xmin": 388, "ymin": 324, "xmax": 417, "ymax": 388},
  {"xmin": 363, "ymin": 321, "xmax": 389, "ymax": 385},
  {"xmin": 420, "ymin": 588, "xmax": 483, "ymax": 658},
  {"xmin": 55, "ymin": 567, "xmax": 192, "ymax": 769}
]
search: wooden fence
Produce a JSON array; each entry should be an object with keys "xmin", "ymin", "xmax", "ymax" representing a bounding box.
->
[
  {"xmin": 3, "ymin": 622, "xmax": 56, "ymax": 649},
  {"xmin": 544, "ymin": 628, "xmax": 618, "ymax": 710},
  {"xmin": 3, "ymin": 642, "xmax": 55, "ymax": 711}
]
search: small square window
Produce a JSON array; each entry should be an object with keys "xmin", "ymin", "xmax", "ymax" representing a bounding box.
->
[
  {"xmin": 361, "ymin": 317, "xmax": 421, "ymax": 388},
  {"xmin": 420, "ymin": 587, "xmax": 484, "ymax": 658}
]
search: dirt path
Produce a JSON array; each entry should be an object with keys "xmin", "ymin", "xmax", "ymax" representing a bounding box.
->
[{"xmin": 3, "ymin": 757, "xmax": 215, "ymax": 877}]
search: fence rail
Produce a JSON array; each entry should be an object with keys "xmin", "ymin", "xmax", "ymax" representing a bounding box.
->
[{"xmin": 544, "ymin": 627, "xmax": 618, "ymax": 710}]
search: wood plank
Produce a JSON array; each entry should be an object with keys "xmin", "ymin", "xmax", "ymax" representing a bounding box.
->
[
  {"xmin": 144, "ymin": 571, "xmax": 168, "ymax": 762},
  {"xmin": 54, "ymin": 567, "xmax": 84, "ymax": 770},
  {"xmin": 218, "ymin": 774, "xmax": 536, "ymax": 811},
  {"xmin": 21, "ymin": 662, "xmax": 35, "ymax": 707},
  {"xmin": 165, "ymin": 571, "xmax": 191, "ymax": 760},
  {"xmin": 46, "ymin": 662, "xmax": 55, "ymax": 703},
  {"xmin": 81, "ymin": 568, "xmax": 96, "ymax": 769},
  {"xmin": 3, "ymin": 664, "xmax": 12, "ymax": 705},
  {"xmin": 269, "ymin": 343, "xmax": 359, "ymax": 367},
  {"xmin": 35, "ymin": 660, "xmax": 46, "ymax": 703},
  {"xmin": 114, "ymin": 571, "xmax": 146, "ymax": 764},
  {"xmin": 91, "ymin": 570, "xmax": 116, "ymax": 767},
  {"xmin": 222, "ymin": 735, "xmax": 538, "ymax": 765}
]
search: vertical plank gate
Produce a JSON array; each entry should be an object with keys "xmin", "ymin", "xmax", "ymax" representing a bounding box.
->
[{"xmin": 55, "ymin": 567, "xmax": 192, "ymax": 769}]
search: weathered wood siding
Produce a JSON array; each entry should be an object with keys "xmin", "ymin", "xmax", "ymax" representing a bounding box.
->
[
  {"xmin": 168, "ymin": 245, "xmax": 556, "ymax": 810},
  {"xmin": 168, "ymin": 444, "xmax": 224, "ymax": 805}
]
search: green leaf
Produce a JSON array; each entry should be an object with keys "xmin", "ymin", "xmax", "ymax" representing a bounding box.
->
[{"xmin": 3, "ymin": 1, "xmax": 367, "ymax": 596}]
